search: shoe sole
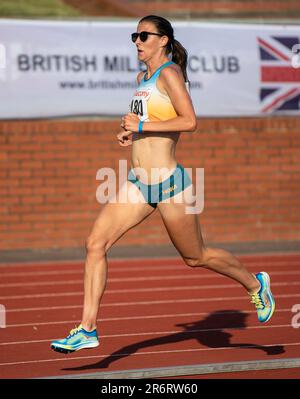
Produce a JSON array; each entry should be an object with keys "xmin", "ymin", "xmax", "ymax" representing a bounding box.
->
[
  {"xmin": 260, "ymin": 271, "xmax": 275, "ymax": 323},
  {"xmin": 51, "ymin": 341, "xmax": 99, "ymax": 354}
]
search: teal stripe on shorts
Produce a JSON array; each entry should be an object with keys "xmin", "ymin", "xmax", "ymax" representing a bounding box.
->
[{"xmin": 127, "ymin": 163, "xmax": 192, "ymax": 208}]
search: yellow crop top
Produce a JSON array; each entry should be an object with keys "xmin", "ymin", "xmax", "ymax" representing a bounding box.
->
[{"xmin": 129, "ymin": 60, "xmax": 178, "ymax": 122}]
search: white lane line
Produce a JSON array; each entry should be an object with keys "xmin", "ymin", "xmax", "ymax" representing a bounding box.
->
[
  {"xmin": 0, "ymin": 341, "xmax": 299, "ymax": 368},
  {"xmin": 0, "ymin": 275, "xmax": 223, "ymax": 288},
  {"xmin": 0, "ymin": 292, "xmax": 83, "ymax": 300},
  {"xmin": 2, "ymin": 272, "xmax": 300, "ymax": 300},
  {"xmin": 4, "ymin": 293, "xmax": 300, "ymax": 327},
  {"xmin": 0, "ymin": 308, "xmax": 293, "ymax": 346},
  {"xmin": 1, "ymin": 260, "xmax": 300, "ymax": 278},
  {"xmin": 0, "ymin": 291, "xmax": 262, "ymax": 301},
  {"xmin": 1, "ymin": 269, "xmax": 85, "ymax": 278},
  {"xmin": 1, "ymin": 274, "xmax": 300, "ymax": 289},
  {"xmin": 4, "ymin": 280, "xmax": 300, "ymax": 312},
  {"xmin": 0, "ymin": 256, "xmax": 182, "ymax": 268},
  {"xmin": 0, "ymin": 255, "xmax": 299, "ymax": 272},
  {"xmin": 0, "ymin": 324, "xmax": 291, "ymax": 346},
  {"xmin": 1, "ymin": 268, "xmax": 300, "ymax": 280}
]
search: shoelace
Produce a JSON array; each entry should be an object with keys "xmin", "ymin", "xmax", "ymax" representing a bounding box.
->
[
  {"xmin": 67, "ymin": 324, "xmax": 83, "ymax": 338},
  {"xmin": 250, "ymin": 292, "xmax": 264, "ymax": 309}
]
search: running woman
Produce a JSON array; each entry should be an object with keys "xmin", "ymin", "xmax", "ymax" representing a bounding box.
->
[{"xmin": 51, "ymin": 15, "xmax": 275, "ymax": 354}]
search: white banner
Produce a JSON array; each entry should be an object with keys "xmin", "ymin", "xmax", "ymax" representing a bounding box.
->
[{"xmin": 0, "ymin": 19, "xmax": 300, "ymax": 119}]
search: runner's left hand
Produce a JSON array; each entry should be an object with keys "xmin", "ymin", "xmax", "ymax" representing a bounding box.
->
[{"xmin": 116, "ymin": 130, "xmax": 133, "ymax": 147}]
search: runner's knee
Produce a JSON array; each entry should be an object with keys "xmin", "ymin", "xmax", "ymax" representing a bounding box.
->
[
  {"xmin": 183, "ymin": 250, "xmax": 207, "ymax": 268},
  {"xmin": 85, "ymin": 235, "xmax": 109, "ymax": 258}
]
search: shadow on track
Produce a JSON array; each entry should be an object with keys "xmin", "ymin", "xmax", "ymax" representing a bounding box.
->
[{"xmin": 62, "ymin": 310, "xmax": 285, "ymax": 372}]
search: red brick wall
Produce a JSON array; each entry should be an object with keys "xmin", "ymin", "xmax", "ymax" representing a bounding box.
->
[
  {"xmin": 0, "ymin": 117, "xmax": 299, "ymax": 251},
  {"xmin": 65, "ymin": 0, "xmax": 300, "ymax": 18},
  {"xmin": 134, "ymin": 0, "xmax": 300, "ymax": 15}
]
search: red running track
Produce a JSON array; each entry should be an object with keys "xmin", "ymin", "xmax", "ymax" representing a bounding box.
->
[{"xmin": 0, "ymin": 253, "xmax": 300, "ymax": 379}]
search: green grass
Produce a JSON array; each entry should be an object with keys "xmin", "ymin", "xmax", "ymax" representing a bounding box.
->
[{"xmin": 0, "ymin": 0, "xmax": 81, "ymax": 18}]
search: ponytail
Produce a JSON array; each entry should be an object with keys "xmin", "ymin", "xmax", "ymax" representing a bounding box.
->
[{"xmin": 170, "ymin": 39, "xmax": 189, "ymax": 84}]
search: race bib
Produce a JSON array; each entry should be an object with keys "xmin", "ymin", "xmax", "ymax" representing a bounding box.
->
[{"xmin": 130, "ymin": 88, "xmax": 152, "ymax": 122}]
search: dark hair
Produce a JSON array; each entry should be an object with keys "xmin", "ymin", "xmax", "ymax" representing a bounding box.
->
[{"xmin": 139, "ymin": 15, "xmax": 189, "ymax": 83}]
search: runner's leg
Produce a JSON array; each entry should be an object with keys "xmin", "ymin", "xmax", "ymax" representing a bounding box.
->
[{"xmin": 82, "ymin": 180, "xmax": 156, "ymax": 331}]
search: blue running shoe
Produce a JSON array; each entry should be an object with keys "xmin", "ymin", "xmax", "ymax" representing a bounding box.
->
[
  {"xmin": 51, "ymin": 324, "xmax": 99, "ymax": 354},
  {"xmin": 249, "ymin": 272, "xmax": 275, "ymax": 323}
]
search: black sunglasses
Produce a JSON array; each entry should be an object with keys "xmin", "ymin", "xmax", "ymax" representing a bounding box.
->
[{"xmin": 131, "ymin": 31, "xmax": 163, "ymax": 43}]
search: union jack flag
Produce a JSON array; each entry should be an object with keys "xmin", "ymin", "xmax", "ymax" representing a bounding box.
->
[{"xmin": 258, "ymin": 35, "xmax": 300, "ymax": 113}]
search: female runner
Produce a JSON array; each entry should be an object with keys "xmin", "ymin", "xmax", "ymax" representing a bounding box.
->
[{"xmin": 51, "ymin": 15, "xmax": 275, "ymax": 353}]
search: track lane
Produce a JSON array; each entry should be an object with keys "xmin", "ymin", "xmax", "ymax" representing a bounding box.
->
[{"xmin": 0, "ymin": 253, "xmax": 299, "ymax": 378}]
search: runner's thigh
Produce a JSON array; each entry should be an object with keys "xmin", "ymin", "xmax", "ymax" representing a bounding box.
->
[
  {"xmin": 157, "ymin": 186, "xmax": 205, "ymax": 260},
  {"xmin": 86, "ymin": 180, "xmax": 156, "ymax": 252}
]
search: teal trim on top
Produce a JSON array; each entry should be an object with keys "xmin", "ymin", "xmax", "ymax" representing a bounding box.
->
[{"xmin": 143, "ymin": 60, "xmax": 175, "ymax": 82}]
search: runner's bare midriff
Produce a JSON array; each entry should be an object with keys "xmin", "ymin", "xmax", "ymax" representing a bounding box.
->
[{"xmin": 131, "ymin": 131, "xmax": 180, "ymax": 184}]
